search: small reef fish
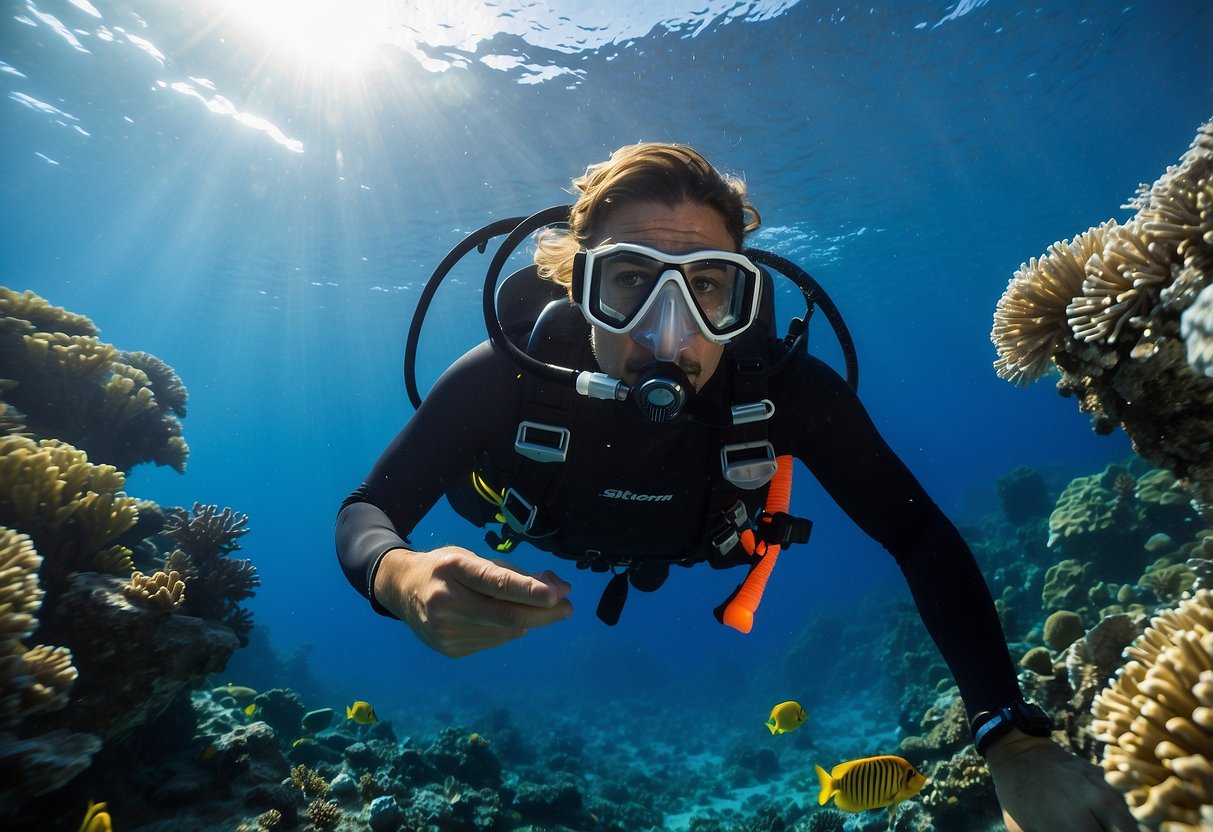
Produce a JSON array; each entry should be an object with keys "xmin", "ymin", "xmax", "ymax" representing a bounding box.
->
[
  {"xmin": 243, "ymin": 702, "xmax": 259, "ymax": 717},
  {"xmin": 765, "ymin": 700, "xmax": 807, "ymax": 734},
  {"xmin": 346, "ymin": 701, "xmax": 378, "ymax": 724},
  {"xmin": 301, "ymin": 708, "xmax": 335, "ymax": 733},
  {"xmin": 79, "ymin": 800, "xmax": 112, "ymax": 832},
  {"xmin": 815, "ymin": 754, "xmax": 926, "ymax": 815},
  {"xmin": 196, "ymin": 743, "xmax": 219, "ymax": 763},
  {"xmin": 292, "ymin": 737, "xmax": 317, "ymax": 748},
  {"xmin": 212, "ymin": 683, "xmax": 257, "ymax": 701}
]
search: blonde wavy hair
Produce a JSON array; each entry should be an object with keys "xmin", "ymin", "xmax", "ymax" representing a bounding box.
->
[{"xmin": 533, "ymin": 143, "xmax": 761, "ymax": 292}]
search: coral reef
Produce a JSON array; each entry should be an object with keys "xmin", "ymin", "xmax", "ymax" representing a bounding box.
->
[
  {"xmin": 162, "ymin": 503, "xmax": 259, "ymax": 644},
  {"xmin": 1092, "ymin": 590, "xmax": 1213, "ymax": 829},
  {"xmin": 0, "ymin": 288, "xmax": 189, "ymax": 474},
  {"xmin": 992, "ymin": 118, "xmax": 1213, "ymax": 516},
  {"xmin": 0, "ymin": 291, "xmax": 263, "ymax": 819},
  {"xmin": 0, "ymin": 527, "xmax": 99, "ymax": 809}
]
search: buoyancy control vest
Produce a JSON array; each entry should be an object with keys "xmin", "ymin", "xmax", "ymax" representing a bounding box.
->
[{"xmin": 441, "ymin": 265, "xmax": 812, "ymax": 625}]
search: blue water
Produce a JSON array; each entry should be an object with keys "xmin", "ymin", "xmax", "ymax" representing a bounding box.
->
[{"xmin": 3, "ymin": 0, "xmax": 1211, "ymax": 739}]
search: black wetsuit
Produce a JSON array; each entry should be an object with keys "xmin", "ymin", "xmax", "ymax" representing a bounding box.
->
[{"xmin": 336, "ymin": 337, "xmax": 1021, "ymax": 719}]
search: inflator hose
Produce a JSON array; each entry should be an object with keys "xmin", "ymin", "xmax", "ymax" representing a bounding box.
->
[{"xmin": 721, "ymin": 454, "xmax": 794, "ymax": 634}]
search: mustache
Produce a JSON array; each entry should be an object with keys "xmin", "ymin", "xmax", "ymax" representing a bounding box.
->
[{"xmin": 627, "ymin": 357, "xmax": 702, "ymax": 376}]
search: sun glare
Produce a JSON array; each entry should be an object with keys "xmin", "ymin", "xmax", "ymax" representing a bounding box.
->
[{"xmin": 216, "ymin": 0, "xmax": 392, "ymax": 71}]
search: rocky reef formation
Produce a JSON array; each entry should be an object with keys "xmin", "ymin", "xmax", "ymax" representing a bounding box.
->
[
  {"xmin": 992, "ymin": 117, "xmax": 1213, "ymax": 517},
  {"xmin": 864, "ymin": 450, "xmax": 1213, "ymax": 831},
  {"xmin": 0, "ymin": 288, "xmax": 257, "ymax": 817}
]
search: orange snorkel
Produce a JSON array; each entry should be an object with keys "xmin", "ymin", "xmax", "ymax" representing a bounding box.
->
[{"xmin": 718, "ymin": 454, "xmax": 796, "ymax": 634}]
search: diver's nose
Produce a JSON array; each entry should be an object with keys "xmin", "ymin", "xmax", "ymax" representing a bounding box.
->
[{"xmin": 633, "ymin": 277, "xmax": 698, "ymax": 362}]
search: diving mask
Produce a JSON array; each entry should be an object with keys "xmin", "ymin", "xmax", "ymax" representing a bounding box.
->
[{"xmin": 573, "ymin": 242, "xmax": 763, "ymax": 359}]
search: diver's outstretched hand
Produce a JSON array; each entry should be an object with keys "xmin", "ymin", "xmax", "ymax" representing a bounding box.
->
[
  {"xmin": 986, "ymin": 729, "xmax": 1139, "ymax": 832},
  {"xmin": 373, "ymin": 546, "xmax": 572, "ymax": 657}
]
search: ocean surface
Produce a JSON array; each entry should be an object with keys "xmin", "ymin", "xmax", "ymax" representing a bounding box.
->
[{"xmin": 2, "ymin": 0, "xmax": 1212, "ymax": 827}]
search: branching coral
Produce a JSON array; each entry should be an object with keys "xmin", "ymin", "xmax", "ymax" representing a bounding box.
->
[
  {"xmin": 162, "ymin": 503, "xmax": 259, "ymax": 643},
  {"xmin": 291, "ymin": 763, "xmax": 329, "ymax": 798},
  {"xmin": 164, "ymin": 503, "xmax": 250, "ymax": 561},
  {"xmin": 306, "ymin": 799, "xmax": 341, "ymax": 830},
  {"xmin": 0, "ymin": 287, "xmax": 190, "ymax": 474},
  {"xmin": 121, "ymin": 570, "xmax": 185, "ymax": 611},
  {"xmin": 1091, "ymin": 589, "xmax": 1213, "ymax": 829},
  {"xmin": 992, "ymin": 118, "xmax": 1213, "ymax": 517}
]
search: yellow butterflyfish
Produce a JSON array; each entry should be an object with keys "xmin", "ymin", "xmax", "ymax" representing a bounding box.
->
[
  {"xmin": 244, "ymin": 702, "xmax": 259, "ymax": 717},
  {"xmin": 346, "ymin": 700, "xmax": 378, "ymax": 724},
  {"xmin": 78, "ymin": 800, "xmax": 112, "ymax": 832},
  {"xmin": 765, "ymin": 700, "xmax": 807, "ymax": 734},
  {"xmin": 815, "ymin": 754, "xmax": 926, "ymax": 816}
]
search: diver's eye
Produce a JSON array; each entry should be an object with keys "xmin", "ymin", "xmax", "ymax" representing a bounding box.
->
[{"xmin": 614, "ymin": 271, "xmax": 648, "ymax": 289}]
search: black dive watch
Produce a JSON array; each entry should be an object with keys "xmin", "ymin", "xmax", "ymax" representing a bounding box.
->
[{"xmin": 970, "ymin": 700, "xmax": 1053, "ymax": 756}]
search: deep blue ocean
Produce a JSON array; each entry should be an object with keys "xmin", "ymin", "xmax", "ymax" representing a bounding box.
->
[{"xmin": 3, "ymin": 0, "xmax": 1212, "ymax": 807}]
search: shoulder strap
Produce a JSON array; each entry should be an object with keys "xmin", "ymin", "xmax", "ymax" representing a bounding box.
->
[{"xmin": 491, "ymin": 298, "xmax": 589, "ymax": 545}]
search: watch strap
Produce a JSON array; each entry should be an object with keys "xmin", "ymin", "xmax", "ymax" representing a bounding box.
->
[{"xmin": 970, "ymin": 700, "xmax": 1052, "ymax": 756}]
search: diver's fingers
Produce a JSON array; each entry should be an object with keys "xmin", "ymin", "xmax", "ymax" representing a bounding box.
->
[
  {"xmin": 457, "ymin": 586, "xmax": 573, "ymax": 632},
  {"xmin": 489, "ymin": 560, "xmax": 573, "ymax": 597},
  {"xmin": 455, "ymin": 557, "xmax": 567, "ymax": 608}
]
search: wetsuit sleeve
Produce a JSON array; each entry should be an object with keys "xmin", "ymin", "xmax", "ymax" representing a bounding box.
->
[
  {"xmin": 771, "ymin": 353, "xmax": 1022, "ymax": 720},
  {"xmin": 335, "ymin": 341, "xmax": 524, "ymax": 615}
]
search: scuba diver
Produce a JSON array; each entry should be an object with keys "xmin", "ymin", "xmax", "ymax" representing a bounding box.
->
[{"xmin": 336, "ymin": 143, "xmax": 1136, "ymax": 831}]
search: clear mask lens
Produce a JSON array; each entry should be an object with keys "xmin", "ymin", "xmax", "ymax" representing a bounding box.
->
[{"xmin": 631, "ymin": 278, "xmax": 700, "ymax": 362}]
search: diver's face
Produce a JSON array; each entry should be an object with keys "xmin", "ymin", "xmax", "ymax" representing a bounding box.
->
[{"xmin": 589, "ymin": 201, "xmax": 731, "ymax": 390}]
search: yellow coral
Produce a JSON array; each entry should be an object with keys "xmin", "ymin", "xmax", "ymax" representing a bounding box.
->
[
  {"xmin": 1048, "ymin": 473, "xmax": 1123, "ymax": 547},
  {"xmin": 22, "ymin": 332, "xmax": 115, "ymax": 381},
  {"xmin": 291, "ymin": 763, "xmax": 329, "ymax": 797},
  {"xmin": 306, "ymin": 799, "xmax": 341, "ymax": 830},
  {"xmin": 0, "ymin": 288, "xmax": 97, "ymax": 337},
  {"xmin": 122, "ymin": 570, "xmax": 185, "ymax": 611},
  {"xmin": 20, "ymin": 645, "xmax": 77, "ymax": 714},
  {"xmin": 0, "ymin": 435, "xmax": 139, "ymax": 570},
  {"xmin": 0, "ymin": 528, "xmax": 77, "ymax": 730},
  {"xmin": 0, "ymin": 527, "xmax": 43, "ymax": 646},
  {"xmin": 1091, "ymin": 590, "xmax": 1213, "ymax": 829}
]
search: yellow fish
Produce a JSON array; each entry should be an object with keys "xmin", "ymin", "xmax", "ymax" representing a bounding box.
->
[
  {"xmin": 765, "ymin": 700, "xmax": 807, "ymax": 734},
  {"xmin": 244, "ymin": 702, "xmax": 259, "ymax": 717},
  {"xmin": 212, "ymin": 683, "xmax": 257, "ymax": 701},
  {"xmin": 291, "ymin": 737, "xmax": 317, "ymax": 748},
  {"xmin": 815, "ymin": 754, "xmax": 926, "ymax": 816},
  {"xmin": 197, "ymin": 743, "xmax": 219, "ymax": 763},
  {"xmin": 79, "ymin": 800, "xmax": 112, "ymax": 832},
  {"xmin": 346, "ymin": 700, "xmax": 378, "ymax": 724}
]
